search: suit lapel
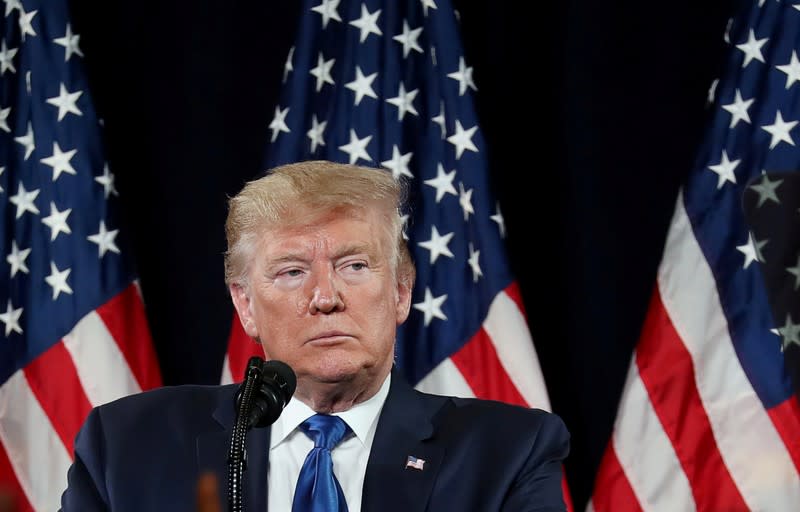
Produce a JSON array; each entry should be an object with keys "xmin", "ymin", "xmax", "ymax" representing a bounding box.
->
[
  {"xmin": 361, "ymin": 370, "xmax": 449, "ymax": 512},
  {"xmin": 196, "ymin": 385, "xmax": 271, "ymax": 511}
]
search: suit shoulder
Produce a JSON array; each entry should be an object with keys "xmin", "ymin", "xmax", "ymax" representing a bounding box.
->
[{"xmin": 447, "ymin": 396, "xmax": 569, "ymax": 437}]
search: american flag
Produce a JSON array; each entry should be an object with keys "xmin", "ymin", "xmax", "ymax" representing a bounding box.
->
[
  {"xmin": 405, "ymin": 455, "xmax": 425, "ymax": 471},
  {"xmin": 220, "ymin": 0, "xmax": 570, "ymax": 505},
  {"xmin": 0, "ymin": 1, "xmax": 161, "ymax": 510},
  {"xmin": 589, "ymin": 2, "xmax": 800, "ymax": 511}
]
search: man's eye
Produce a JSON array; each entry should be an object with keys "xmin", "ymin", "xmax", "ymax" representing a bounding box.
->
[
  {"xmin": 284, "ymin": 269, "xmax": 304, "ymax": 277},
  {"xmin": 349, "ymin": 262, "xmax": 366, "ymax": 271}
]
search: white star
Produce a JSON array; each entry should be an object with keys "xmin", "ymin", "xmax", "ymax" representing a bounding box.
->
[
  {"xmin": 9, "ymin": 182, "xmax": 39, "ymax": 219},
  {"xmin": 424, "ymin": 164, "xmax": 457, "ymax": 202},
  {"xmin": 432, "ymin": 101, "xmax": 446, "ymax": 139},
  {"xmin": 420, "ymin": 0, "xmax": 437, "ymax": 16},
  {"xmin": 761, "ymin": 110, "xmax": 797, "ymax": 149},
  {"xmin": 777, "ymin": 314, "xmax": 800, "ymax": 350},
  {"xmin": 413, "ymin": 287, "xmax": 447, "ymax": 326},
  {"xmin": 447, "ymin": 120, "xmax": 478, "ymax": 159},
  {"xmin": 736, "ymin": 232, "xmax": 767, "ymax": 269},
  {"xmin": 393, "ymin": 21, "xmax": 423, "ymax": 58},
  {"xmin": 41, "ymin": 142, "xmax": 78, "ymax": 181},
  {"xmin": 46, "ymin": 83, "xmax": 83, "ymax": 121},
  {"xmin": 345, "ymin": 66, "xmax": 378, "ymax": 105},
  {"xmin": 283, "ymin": 46, "xmax": 295, "ymax": 82},
  {"xmin": 736, "ymin": 29, "xmax": 767, "ymax": 68},
  {"xmin": 54, "ymin": 23, "xmax": 83, "ymax": 61},
  {"xmin": 14, "ymin": 122, "xmax": 35, "ymax": 160},
  {"xmin": 6, "ymin": 241, "xmax": 30, "ymax": 277},
  {"xmin": 0, "ymin": 41, "xmax": 17, "ymax": 75},
  {"xmin": 708, "ymin": 150, "xmax": 740, "ymax": 189},
  {"xmin": 45, "ymin": 262, "xmax": 73, "ymax": 300},
  {"xmin": 447, "ymin": 57, "xmax": 477, "ymax": 96},
  {"xmin": 777, "ymin": 51, "xmax": 800, "ymax": 89},
  {"xmin": 309, "ymin": 52, "xmax": 336, "ymax": 92},
  {"xmin": 0, "ymin": 166, "xmax": 3, "ymax": 192},
  {"xmin": 381, "ymin": 146, "xmax": 413, "ymax": 180},
  {"xmin": 787, "ymin": 254, "xmax": 800, "ymax": 290},
  {"xmin": 95, "ymin": 163, "xmax": 119, "ymax": 198},
  {"xmin": 400, "ymin": 213, "xmax": 410, "ymax": 241},
  {"xmin": 311, "ymin": 0, "xmax": 342, "ymax": 28},
  {"xmin": 4, "ymin": 0, "xmax": 21, "ymax": 17},
  {"xmin": 749, "ymin": 171, "xmax": 783, "ymax": 207},
  {"xmin": 18, "ymin": 9, "xmax": 37, "ymax": 40},
  {"xmin": 467, "ymin": 243, "xmax": 482, "ymax": 283},
  {"xmin": 88, "ymin": 221, "xmax": 120, "ymax": 257},
  {"xmin": 491, "ymin": 202, "xmax": 506, "ymax": 238},
  {"xmin": 721, "ymin": 89, "xmax": 753, "ymax": 128},
  {"xmin": 307, "ymin": 115, "xmax": 327, "ymax": 153},
  {"xmin": 458, "ymin": 182, "xmax": 474, "ymax": 220},
  {"xmin": 0, "ymin": 105, "xmax": 10, "ymax": 132},
  {"xmin": 386, "ymin": 82, "xmax": 419, "ymax": 121},
  {"xmin": 42, "ymin": 202, "xmax": 72, "ymax": 241},
  {"xmin": 0, "ymin": 300, "xmax": 23, "ymax": 336},
  {"xmin": 269, "ymin": 106, "xmax": 290, "ymax": 142},
  {"xmin": 349, "ymin": 5, "xmax": 382, "ymax": 43},
  {"xmin": 338, "ymin": 129, "xmax": 372, "ymax": 164},
  {"xmin": 418, "ymin": 225, "xmax": 454, "ymax": 264}
]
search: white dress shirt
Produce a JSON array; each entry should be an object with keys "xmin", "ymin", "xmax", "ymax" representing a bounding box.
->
[{"xmin": 267, "ymin": 373, "xmax": 391, "ymax": 512}]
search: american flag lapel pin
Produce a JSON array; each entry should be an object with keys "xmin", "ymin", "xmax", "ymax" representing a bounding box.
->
[{"xmin": 405, "ymin": 455, "xmax": 425, "ymax": 471}]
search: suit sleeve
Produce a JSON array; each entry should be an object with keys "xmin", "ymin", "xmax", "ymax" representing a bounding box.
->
[
  {"xmin": 501, "ymin": 412, "xmax": 570, "ymax": 512},
  {"xmin": 59, "ymin": 407, "xmax": 111, "ymax": 512}
]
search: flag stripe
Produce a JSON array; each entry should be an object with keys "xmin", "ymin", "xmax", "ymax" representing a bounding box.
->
[
  {"xmin": 767, "ymin": 397, "xmax": 800, "ymax": 475},
  {"xmin": 0, "ymin": 444, "xmax": 33, "ymax": 512},
  {"xmin": 414, "ymin": 357, "xmax": 476, "ymax": 397},
  {"xmin": 95, "ymin": 283, "xmax": 162, "ymax": 391},
  {"xmin": 0, "ymin": 371, "xmax": 72, "ymax": 512},
  {"xmin": 22, "ymin": 343, "xmax": 91, "ymax": 456},
  {"xmin": 63, "ymin": 310, "xmax": 142, "ymax": 407},
  {"xmin": 660, "ymin": 195, "xmax": 800, "ymax": 510},
  {"xmin": 614, "ymin": 361, "xmax": 696, "ymax": 511},
  {"xmin": 589, "ymin": 443, "xmax": 643, "ymax": 512},
  {"xmin": 450, "ymin": 327, "xmax": 527, "ymax": 406},
  {"xmin": 636, "ymin": 288, "xmax": 748, "ymax": 510},
  {"xmin": 483, "ymin": 284, "xmax": 551, "ymax": 411},
  {"xmin": 222, "ymin": 315, "xmax": 264, "ymax": 384}
]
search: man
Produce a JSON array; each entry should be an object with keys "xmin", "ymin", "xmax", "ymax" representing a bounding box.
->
[{"xmin": 60, "ymin": 160, "xmax": 570, "ymax": 511}]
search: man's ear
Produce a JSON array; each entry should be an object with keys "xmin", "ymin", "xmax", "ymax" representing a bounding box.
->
[
  {"xmin": 229, "ymin": 283, "xmax": 259, "ymax": 338},
  {"xmin": 395, "ymin": 276, "xmax": 413, "ymax": 325}
]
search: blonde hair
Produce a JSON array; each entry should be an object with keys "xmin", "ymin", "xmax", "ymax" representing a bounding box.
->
[{"xmin": 224, "ymin": 160, "xmax": 415, "ymax": 289}]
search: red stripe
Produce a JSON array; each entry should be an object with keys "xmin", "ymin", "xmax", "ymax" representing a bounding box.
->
[
  {"xmin": 450, "ymin": 327, "xmax": 528, "ymax": 407},
  {"xmin": 591, "ymin": 442, "xmax": 643, "ymax": 512},
  {"xmin": 636, "ymin": 288, "xmax": 748, "ymax": 510},
  {"xmin": 767, "ymin": 396, "xmax": 800, "ymax": 475},
  {"xmin": 226, "ymin": 313, "xmax": 265, "ymax": 382},
  {"xmin": 0, "ymin": 444, "xmax": 33, "ymax": 512},
  {"xmin": 23, "ymin": 341, "xmax": 92, "ymax": 455},
  {"xmin": 561, "ymin": 475, "xmax": 574, "ymax": 512},
  {"xmin": 503, "ymin": 281, "xmax": 528, "ymax": 318},
  {"xmin": 95, "ymin": 284, "xmax": 162, "ymax": 390}
]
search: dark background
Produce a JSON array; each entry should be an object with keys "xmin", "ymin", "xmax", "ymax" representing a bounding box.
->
[{"xmin": 70, "ymin": 1, "xmax": 737, "ymax": 508}]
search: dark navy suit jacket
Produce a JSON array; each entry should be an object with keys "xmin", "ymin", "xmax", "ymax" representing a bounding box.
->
[{"xmin": 60, "ymin": 370, "xmax": 570, "ymax": 511}]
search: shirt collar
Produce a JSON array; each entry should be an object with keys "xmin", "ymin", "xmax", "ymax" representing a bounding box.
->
[{"xmin": 270, "ymin": 372, "xmax": 391, "ymax": 449}]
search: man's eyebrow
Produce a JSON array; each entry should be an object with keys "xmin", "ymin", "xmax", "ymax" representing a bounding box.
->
[{"xmin": 333, "ymin": 243, "xmax": 372, "ymax": 258}]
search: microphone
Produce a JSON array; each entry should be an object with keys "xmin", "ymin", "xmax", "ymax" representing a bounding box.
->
[
  {"xmin": 228, "ymin": 357, "xmax": 296, "ymax": 512},
  {"xmin": 236, "ymin": 358, "xmax": 297, "ymax": 429}
]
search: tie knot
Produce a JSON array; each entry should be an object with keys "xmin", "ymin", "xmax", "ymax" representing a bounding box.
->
[{"xmin": 299, "ymin": 414, "xmax": 351, "ymax": 450}]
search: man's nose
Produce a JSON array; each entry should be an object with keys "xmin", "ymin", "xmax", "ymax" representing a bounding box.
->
[{"xmin": 308, "ymin": 270, "xmax": 344, "ymax": 314}]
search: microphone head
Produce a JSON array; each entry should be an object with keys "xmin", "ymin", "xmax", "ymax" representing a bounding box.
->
[{"xmin": 261, "ymin": 359, "xmax": 297, "ymax": 404}]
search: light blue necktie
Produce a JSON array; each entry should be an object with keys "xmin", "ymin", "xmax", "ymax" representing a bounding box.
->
[{"xmin": 292, "ymin": 414, "xmax": 351, "ymax": 512}]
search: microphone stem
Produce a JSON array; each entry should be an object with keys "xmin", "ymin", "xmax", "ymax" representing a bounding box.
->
[{"xmin": 227, "ymin": 366, "xmax": 259, "ymax": 512}]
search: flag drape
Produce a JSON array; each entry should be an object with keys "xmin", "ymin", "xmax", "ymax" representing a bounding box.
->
[
  {"xmin": 590, "ymin": 2, "xmax": 800, "ymax": 510},
  {"xmin": 0, "ymin": 1, "xmax": 161, "ymax": 510}
]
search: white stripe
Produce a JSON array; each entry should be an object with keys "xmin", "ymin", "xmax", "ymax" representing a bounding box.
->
[
  {"xmin": 62, "ymin": 310, "xmax": 142, "ymax": 407},
  {"xmin": 0, "ymin": 370, "xmax": 72, "ymax": 512},
  {"xmin": 613, "ymin": 361, "xmax": 696, "ymax": 512},
  {"xmin": 414, "ymin": 357, "xmax": 476, "ymax": 398},
  {"xmin": 221, "ymin": 354, "xmax": 234, "ymax": 385},
  {"xmin": 585, "ymin": 501, "xmax": 595, "ymax": 512},
  {"xmin": 659, "ymin": 194, "xmax": 800, "ymax": 510},
  {"xmin": 482, "ymin": 290, "xmax": 551, "ymax": 411}
]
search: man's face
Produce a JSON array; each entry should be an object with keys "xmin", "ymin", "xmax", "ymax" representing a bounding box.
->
[{"xmin": 230, "ymin": 208, "xmax": 411, "ymax": 395}]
